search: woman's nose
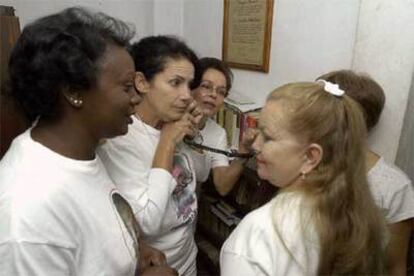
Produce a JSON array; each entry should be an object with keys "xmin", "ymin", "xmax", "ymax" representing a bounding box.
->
[
  {"xmin": 209, "ymin": 90, "xmax": 218, "ymax": 99},
  {"xmin": 181, "ymin": 85, "xmax": 193, "ymax": 102},
  {"xmin": 251, "ymin": 134, "xmax": 262, "ymax": 153}
]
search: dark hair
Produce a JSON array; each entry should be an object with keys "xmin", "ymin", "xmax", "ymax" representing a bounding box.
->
[
  {"xmin": 8, "ymin": 7, "xmax": 135, "ymax": 121},
  {"xmin": 129, "ymin": 35, "xmax": 198, "ymax": 85},
  {"xmin": 193, "ymin": 57, "xmax": 233, "ymax": 93},
  {"xmin": 317, "ymin": 70, "xmax": 385, "ymax": 131}
]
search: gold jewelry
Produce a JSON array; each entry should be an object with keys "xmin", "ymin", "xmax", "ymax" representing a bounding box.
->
[{"xmin": 301, "ymin": 171, "xmax": 307, "ymax": 180}]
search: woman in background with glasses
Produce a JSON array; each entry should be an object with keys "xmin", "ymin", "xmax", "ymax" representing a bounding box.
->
[{"xmin": 190, "ymin": 57, "xmax": 256, "ymax": 196}]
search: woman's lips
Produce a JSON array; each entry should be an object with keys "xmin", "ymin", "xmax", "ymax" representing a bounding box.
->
[
  {"xmin": 202, "ymin": 101, "xmax": 215, "ymax": 109},
  {"xmin": 256, "ymin": 157, "xmax": 266, "ymax": 165},
  {"xmin": 174, "ymin": 106, "xmax": 187, "ymax": 112}
]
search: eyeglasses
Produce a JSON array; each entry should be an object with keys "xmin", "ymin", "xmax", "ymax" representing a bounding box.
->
[{"xmin": 199, "ymin": 81, "xmax": 228, "ymax": 98}]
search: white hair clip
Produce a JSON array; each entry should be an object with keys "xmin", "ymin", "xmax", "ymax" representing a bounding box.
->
[{"xmin": 317, "ymin": 79, "xmax": 344, "ymax": 97}]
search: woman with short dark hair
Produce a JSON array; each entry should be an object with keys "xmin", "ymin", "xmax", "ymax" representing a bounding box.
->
[
  {"xmin": 98, "ymin": 35, "xmax": 201, "ymax": 276},
  {"xmin": 0, "ymin": 7, "xmax": 176, "ymax": 276}
]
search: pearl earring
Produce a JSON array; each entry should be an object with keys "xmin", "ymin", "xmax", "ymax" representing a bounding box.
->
[{"xmin": 71, "ymin": 98, "xmax": 83, "ymax": 106}]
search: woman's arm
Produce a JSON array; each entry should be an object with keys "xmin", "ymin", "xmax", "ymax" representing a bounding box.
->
[
  {"xmin": 212, "ymin": 128, "xmax": 258, "ymax": 196},
  {"xmin": 386, "ymin": 219, "xmax": 412, "ymax": 275},
  {"xmin": 212, "ymin": 161, "xmax": 245, "ymax": 196}
]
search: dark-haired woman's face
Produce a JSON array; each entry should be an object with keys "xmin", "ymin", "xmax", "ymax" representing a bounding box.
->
[
  {"xmin": 82, "ymin": 45, "xmax": 141, "ymax": 138},
  {"xmin": 192, "ymin": 68, "xmax": 227, "ymax": 117},
  {"xmin": 145, "ymin": 58, "xmax": 194, "ymax": 122}
]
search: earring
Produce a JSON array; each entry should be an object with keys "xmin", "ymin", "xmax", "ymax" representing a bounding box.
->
[
  {"xmin": 301, "ymin": 171, "xmax": 306, "ymax": 180},
  {"xmin": 74, "ymin": 99, "xmax": 83, "ymax": 105},
  {"xmin": 70, "ymin": 98, "xmax": 83, "ymax": 107}
]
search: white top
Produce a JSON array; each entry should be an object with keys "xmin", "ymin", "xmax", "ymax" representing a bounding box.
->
[
  {"xmin": 97, "ymin": 116, "xmax": 198, "ymax": 276},
  {"xmin": 368, "ymin": 157, "xmax": 414, "ymax": 223},
  {"xmin": 0, "ymin": 129, "xmax": 138, "ymax": 276},
  {"xmin": 220, "ymin": 193, "xmax": 319, "ymax": 276},
  {"xmin": 191, "ymin": 118, "xmax": 229, "ymax": 183}
]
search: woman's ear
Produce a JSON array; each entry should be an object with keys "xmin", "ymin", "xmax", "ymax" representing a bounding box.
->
[
  {"xmin": 134, "ymin": 72, "xmax": 150, "ymax": 95},
  {"xmin": 62, "ymin": 89, "xmax": 83, "ymax": 108},
  {"xmin": 301, "ymin": 143, "xmax": 323, "ymax": 174}
]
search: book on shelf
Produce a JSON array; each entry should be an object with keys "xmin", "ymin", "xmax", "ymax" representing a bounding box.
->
[
  {"xmin": 210, "ymin": 205, "xmax": 236, "ymax": 227},
  {"xmin": 198, "ymin": 199, "xmax": 235, "ymax": 243},
  {"xmin": 215, "ymin": 102, "xmax": 261, "ymax": 149},
  {"xmin": 196, "ymin": 235, "xmax": 220, "ymax": 268}
]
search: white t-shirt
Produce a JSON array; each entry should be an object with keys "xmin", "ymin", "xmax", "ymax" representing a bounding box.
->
[
  {"xmin": 97, "ymin": 116, "xmax": 198, "ymax": 276},
  {"xmin": 191, "ymin": 118, "xmax": 229, "ymax": 183},
  {"xmin": 220, "ymin": 193, "xmax": 319, "ymax": 276},
  {"xmin": 0, "ymin": 129, "xmax": 138, "ymax": 276},
  {"xmin": 368, "ymin": 157, "xmax": 414, "ymax": 223}
]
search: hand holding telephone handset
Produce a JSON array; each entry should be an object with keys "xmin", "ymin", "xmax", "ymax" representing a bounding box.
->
[
  {"xmin": 158, "ymin": 101, "xmax": 202, "ymax": 146},
  {"xmin": 183, "ymin": 103, "xmax": 256, "ymax": 159}
]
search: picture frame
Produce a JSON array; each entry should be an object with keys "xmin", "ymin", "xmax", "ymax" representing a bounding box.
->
[{"xmin": 222, "ymin": 0, "xmax": 274, "ymax": 73}]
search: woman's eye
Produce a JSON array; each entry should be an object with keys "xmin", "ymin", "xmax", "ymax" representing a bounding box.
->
[
  {"xmin": 217, "ymin": 88, "xmax": 228, "ymax": 97},
  {"xmin": 170, "ymin": 79, "xmax": 181, "ymax": 87},
  {"xmin": 262, "ymin": 132, "xmax": 272, "ymax": 142}
]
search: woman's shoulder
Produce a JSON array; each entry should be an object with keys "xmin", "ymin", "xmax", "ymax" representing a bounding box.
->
[
  {"xmin": 222, "ymin": 193, "xmax": 317, "ymax": 275},
  {"xmin": 98, "ymin": 117, "xmax": 157, "ymax": 161},
  {"xmin": 203, "ymin": 118, "xmax": 226, "ymax": 135},
  {"xmin": 238, "ymin": 200, "xmax": 274, "ymax": 229},
  {"xmin": 368, "ymin": 157, "xmax": 414, "ymax": 223},
  {"xmin": 368, "ymin": 157, "xmax": 412, "ymax": 191},
  {"xmin": 222, "ymin": 201, "xmax": 275, "ymax": 255},
  {"xmin": 233, "ymin": 193, "xmax": 304, "ymax": 236}
]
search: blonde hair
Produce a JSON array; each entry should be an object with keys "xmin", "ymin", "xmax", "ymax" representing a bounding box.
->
[
  {"xmin": 318, "ymin": 70, "xmax": 385, "ymax": 131},
  {"xmin": 268, "ymin": 82, "xmax": 386, "ymax": 274}
]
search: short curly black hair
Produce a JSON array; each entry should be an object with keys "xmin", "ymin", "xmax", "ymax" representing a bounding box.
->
[
  {"xmin": 8, "ymin": 7, "xmax": 135, "ymax": 121},
  {"xmin": 129, "ymin": 35, "xmax": 198, "ymax": 86},
  {"xmin": 192, "ymin": 57, "xmax": 233, "ymax": 94}
]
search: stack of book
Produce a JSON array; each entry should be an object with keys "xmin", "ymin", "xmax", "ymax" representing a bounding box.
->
[
  {"xmin": 198, "ymin": 195, "xmax": 240, "ymax": 244},
  {"xmin": 215, "ymin": 90, "xmax": 262, "ymax": 149}
]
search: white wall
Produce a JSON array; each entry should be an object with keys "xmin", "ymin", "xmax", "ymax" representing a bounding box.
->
[
  {"xmin": 183, "ymin": 0, "xmax": 223, "ymax": 58},
  {"xmin": 184, "ymin": 0, "xmax": 360, "ymax": 107},
  {"xmin": 352, "ymin": 0, "xmax": 414, "ymax": 162},
  {"xmin": 0, "ymin": 0, "xmax": 154, "ymax": 41},
  {"xmin": 153, "ymin": 0, "xmax": 183, "ymax": 37},
  {"xmin": 183, "ymin": 0, "xmax": 414, "ymax": 162}
]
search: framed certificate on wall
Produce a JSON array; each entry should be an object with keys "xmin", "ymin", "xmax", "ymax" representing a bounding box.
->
[{"xmin": 222, "ymin": 0, "xmax": 274, "ymax": 73}]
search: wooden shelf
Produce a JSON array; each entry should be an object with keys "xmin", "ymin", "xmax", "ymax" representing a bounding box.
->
[{"xmin": 195, "ymin": 232, "xmax": 220, "ymax": 275}]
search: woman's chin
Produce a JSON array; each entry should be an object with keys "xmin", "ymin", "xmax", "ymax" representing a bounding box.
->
[{"xmin": 256, "ymin": 167, "xmax": 269, "ymax": 181}]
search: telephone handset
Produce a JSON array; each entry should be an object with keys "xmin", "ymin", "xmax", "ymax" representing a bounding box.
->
[{"xmin": 184, "ymin": 137, "xmax": 254, "ymax": 158}]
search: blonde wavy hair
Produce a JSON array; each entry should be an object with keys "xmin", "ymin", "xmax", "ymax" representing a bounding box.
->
[{"xmin": 268, "ymin": 82, "xmax": 387, "ymax": 274}]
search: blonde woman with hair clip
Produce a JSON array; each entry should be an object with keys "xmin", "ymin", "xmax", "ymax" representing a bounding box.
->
[
  {"xmin": 318, "ymin": 70, "xmax": 414, "ymax": 275},
  {"xmin": 220, "ymin": 81, "xmax": 387, "ymax": 275}
]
